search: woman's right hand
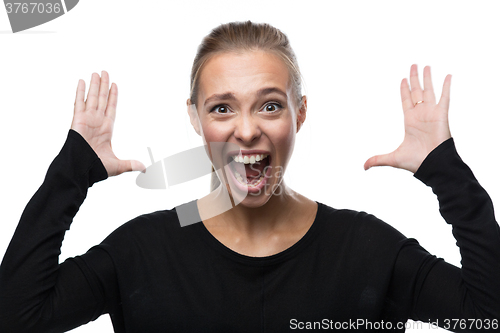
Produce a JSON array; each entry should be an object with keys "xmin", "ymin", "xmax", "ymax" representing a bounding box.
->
[{"xmin": 71, "ymin": 71, "xmax": 145, "ymax": 177}]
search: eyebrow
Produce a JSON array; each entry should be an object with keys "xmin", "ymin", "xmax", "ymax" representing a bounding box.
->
[{"xmin": 204, "ymin": 87, "xmax": 288, "ymax": 107}]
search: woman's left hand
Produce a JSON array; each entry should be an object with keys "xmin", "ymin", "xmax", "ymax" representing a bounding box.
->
[{"xmin": 364, "ymin": 64, "xmax": 452, "ymax": 173}]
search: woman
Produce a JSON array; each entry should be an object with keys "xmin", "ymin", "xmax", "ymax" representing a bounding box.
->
[{"xmin": 0, "ymin": 21, "xmax": 499, "ymax": 332}]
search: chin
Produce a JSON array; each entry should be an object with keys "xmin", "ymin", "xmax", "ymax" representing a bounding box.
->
[{"xmin": 235, "ymin": 191, "xmax": 274, "ymax": 209}]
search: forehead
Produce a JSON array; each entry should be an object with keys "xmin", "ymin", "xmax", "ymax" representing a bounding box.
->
[{"xmin": 198, "ymin": 50, "xmax": 291, "ymax": 100}]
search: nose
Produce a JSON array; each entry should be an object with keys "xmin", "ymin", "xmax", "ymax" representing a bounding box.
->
[{"xmin": 234, "ymin": 112, "xmax": 261, "ymax": 145}]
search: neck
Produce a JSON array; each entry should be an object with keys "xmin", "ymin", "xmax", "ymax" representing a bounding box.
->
[{"xmin": 197, "ymin": 181, "xmax": 318, "ymax": 257}]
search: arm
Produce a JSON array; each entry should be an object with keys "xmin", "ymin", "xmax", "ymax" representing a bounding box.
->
[
  {"xmin": 411, "ymin": 137, "xmax": 500, "ymax": 327},
  {"xmin": 0, "ymin": 129, "xmax": 112, "ymax": 332},
  {"xmin": 365, "ymin": 65, "xmax": 500, "ymax": 329},
  {"xmin": 0, "ymin": 72, "xmax": 144, "ymax": 332}
]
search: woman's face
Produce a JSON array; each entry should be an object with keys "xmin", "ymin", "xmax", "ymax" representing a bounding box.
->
[{"xmin": 189, "ymin": 50, "xmax": 306, "ymax": 208}]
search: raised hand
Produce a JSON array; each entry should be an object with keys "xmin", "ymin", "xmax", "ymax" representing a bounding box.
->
[
  {"xmin": 71, "ymin": 71, "xmax": 145, "ymax": 177},
  {"xmin": 364, "ymin": 65, "xmax": 452, "ymax": 173}
]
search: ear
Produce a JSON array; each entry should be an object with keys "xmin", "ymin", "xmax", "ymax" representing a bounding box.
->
[
  {"xmin": 187, "ymin": 98, "xmax": 202, "ymax": 136},
  {"xmin": 296, "ymin": 95, "xmax": 307, "ymax": 133}
]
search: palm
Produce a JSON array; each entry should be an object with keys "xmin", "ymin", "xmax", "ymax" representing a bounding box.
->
[
  {"xmin": 71, "ymin": 72, "xmax": 144, "ymax": 177},
  {"xmin": 365, "ymin": 65, "xmax": 452, "ymax": 173}
]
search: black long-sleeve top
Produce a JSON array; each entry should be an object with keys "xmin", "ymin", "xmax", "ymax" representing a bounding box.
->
[{"xmin": 0, "ymin": 129, "xmax": 499, "ymax": 332}]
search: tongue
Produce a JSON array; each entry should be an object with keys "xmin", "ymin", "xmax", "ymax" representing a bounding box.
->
[{"xmin": 244, "ymin": 160, "xmax": 267, "ymax": 178}]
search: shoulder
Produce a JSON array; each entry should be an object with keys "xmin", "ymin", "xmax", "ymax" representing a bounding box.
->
[
  {"xmin": 315, "ymin": 202, "xmax": 410, "ymax": 254},
  {"xmin": 91, "ymin": 201, "xmax": 208, "ymax": 279},
  {"xmin": 111, "ymin": 207, "xmax": 180, "ymax": 234},
  {"xmin": 318, "ymin": 202, "xmax": 405, "ymax": 234},
  {"xmin": 98, "ymin": 200, "xmax": 202, "ymax": 252}
]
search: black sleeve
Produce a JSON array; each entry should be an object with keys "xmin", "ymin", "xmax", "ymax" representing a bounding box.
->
[
  {"xmin": 395, "ymin": 138, "xmax": 500, "ymax": 331},
  {"xmin": 0, "ymin": 130, "xmax": 118, "ymax": 333}
]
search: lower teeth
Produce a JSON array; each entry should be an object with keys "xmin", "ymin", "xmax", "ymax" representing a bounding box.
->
[{"xmin": 234, "ymin": 171, "xmax": 264, "ymax": 187}]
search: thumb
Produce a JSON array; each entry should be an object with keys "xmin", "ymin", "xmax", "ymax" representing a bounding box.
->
[
  {"xmin": 116, "ymin": 159, "xmax": 146, "ymax": 176},
  {"xmin": 364, "ymin": 153, "xmax": 395, "ymax": 171}
]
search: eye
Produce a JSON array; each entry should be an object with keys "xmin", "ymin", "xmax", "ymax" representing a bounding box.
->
[
  {"xmin": 210, "ymin": 105, "xmax": 231, "ymax": 114},
  {"xmin": 262, "ymin": 103, "xmax": 282, "ymax": 113}
]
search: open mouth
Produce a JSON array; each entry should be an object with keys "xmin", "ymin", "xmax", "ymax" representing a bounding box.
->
[{"xmin": 226, "ymin": 152, "xmax": 271, "ymax": 189}]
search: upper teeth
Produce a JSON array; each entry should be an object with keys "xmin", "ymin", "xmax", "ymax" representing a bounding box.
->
[{"xmin": 232, "ymin": 154, "xmax": 268, "ymax": 164}]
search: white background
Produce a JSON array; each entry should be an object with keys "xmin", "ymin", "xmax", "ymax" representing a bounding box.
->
[{"xmin": 1, "ymin": 1, "xmax": 499, "ymax": 332}]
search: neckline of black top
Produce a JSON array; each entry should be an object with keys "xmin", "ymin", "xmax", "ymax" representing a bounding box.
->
[{"xmin": 193, "ymin": 201, "xmax": 324, "ymax": 266}]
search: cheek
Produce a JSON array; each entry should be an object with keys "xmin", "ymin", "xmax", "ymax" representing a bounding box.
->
[
  {"xmin": 200, "ymin": 121, "xmax": 233, "ymax": 165},
  {"xmin": 201, "ymin": 120, "xmax": 231, "ymax": 143},
  {"xmin": 263, "ymin": 120, "xmax": 295, "ymax": 158}
]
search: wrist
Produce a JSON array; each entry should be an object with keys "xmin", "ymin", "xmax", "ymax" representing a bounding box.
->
[{"xmin": 413, "ymin": 137, "xmax": 456, "ymax": 181}]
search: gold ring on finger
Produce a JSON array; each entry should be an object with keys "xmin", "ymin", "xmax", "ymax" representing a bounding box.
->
[{"xmin": 414, "ymin": 100, "xmax": 424, "ymax": 106}]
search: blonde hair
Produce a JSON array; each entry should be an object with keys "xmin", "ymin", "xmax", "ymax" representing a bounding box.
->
[{"xmin": 189, "ymin": 21, "xmax": 303, "ymax": 191}]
